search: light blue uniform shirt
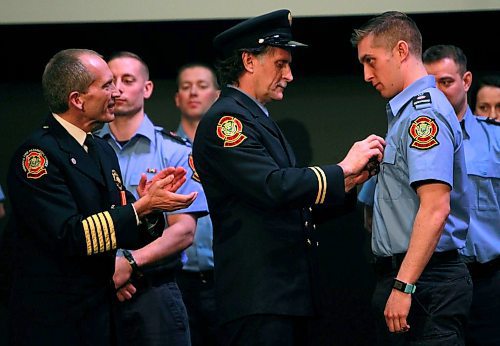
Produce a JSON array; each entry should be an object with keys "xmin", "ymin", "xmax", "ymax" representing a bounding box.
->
[
  {"xmin": 459, "ymin": 108, "xmax": 500, "ymax": 263},
  {"xmin": 358, "ymin": 176, "xmax": 376, "ymax": 207},
  {"xmin": 176, "ymin": 125, "xmax": 214, "ymax": 271},
  {"xmin": 97, "ymin": 115, "xmax": 207, "ymax": 213},
  {"xmin": 96, "ymin": 115, "xmax": 208, "ymax": 269},
  {"xmin": 0, "ymin": 184, "xmax": 5, "ymax": 202},
  {"xmin": 372, "ymin": 76, "xmax": 469, "ymax": 257}
]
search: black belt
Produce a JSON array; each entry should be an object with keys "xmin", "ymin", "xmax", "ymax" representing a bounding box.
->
[
  {"xmin": 466, "ymin": 257, "xmax": 500, "ymax": 278},
  {"xmin": 373, "ymin": 250, "xmax": 459, "ymax": 275},
  {"xmin": 178, "ymin": 269, "xmax": 214, "ymax": 283}
]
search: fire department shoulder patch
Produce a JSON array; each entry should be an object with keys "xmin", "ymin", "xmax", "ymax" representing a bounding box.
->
[
  {"xmin": 22, "ymin": 149, "xmax": 48, "ymax": 179},
  {"xmin": 188, "ymin": 154, "xmax": 201, "ymax": 183},
  {"xmin": 408, "ymin": 116, "xmax": 439, "ymax": 150},
  {"xmin": 216, "ymin": 115, "xmax": 247, "ymax": 147}
]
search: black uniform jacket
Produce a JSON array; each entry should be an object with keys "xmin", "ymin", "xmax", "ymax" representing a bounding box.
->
[
  {"xmin": 192, "ymin": 87, "xmax": 356, "ymax": 325},
  {"xmin": 6, "ymin": 115, "xmax": 164, "ymax": 345}
]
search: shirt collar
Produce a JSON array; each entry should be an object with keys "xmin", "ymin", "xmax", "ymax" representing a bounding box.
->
[
  {"xmin": 52, "ymin": 113, "xmax": 87, "ymax": 146},
  {"xmin": 175, "ymin": 123, "xmax": 189, "ymax": 143},
  {"xmin": 388, "ymin": 75, "xmax": 436, "ymax": 120},
  {"xmin": 99, "ymin": 114, "xmax": 157, "ymax": 143},
  {"xmin": 462, "ymin": 106, "xmax": 485, "ymax": 140},
  {"xmin": 227, "ymin": 85, "xmax": 269, "ymax": 117}
]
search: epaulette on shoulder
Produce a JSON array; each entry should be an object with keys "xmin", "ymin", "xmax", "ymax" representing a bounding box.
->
[
  {"xmin": 412, "ymin": 92, "xmax": 432, "ymax": 110},
  {"xmin": 161, "ymin": 129, "xmax": 190, "ymax": 146},
  {"xmin": 482, "ymin": 117, "xmax": 500, "ymax": 126}
]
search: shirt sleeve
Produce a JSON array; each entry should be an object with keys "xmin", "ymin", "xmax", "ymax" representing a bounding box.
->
[
  {"xmin": 406, "ymin": 109, "xmax": 456, "ymax": 188},
  {"xmin": 163, "ymin": 140, "xmax": 209, "ymax": 216},
  {"xmin": 358, "ymin": 176, "xmax": 376, "ymax": 206}
]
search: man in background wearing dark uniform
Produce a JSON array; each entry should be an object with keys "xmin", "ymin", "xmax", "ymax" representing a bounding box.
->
[
  {"xmin": 193, "ymin": 9, "xmax": 385, "ymax": 345},
  {"xmin": 6, "ymin": 48, "xmax": 196, "ymax": 346}
]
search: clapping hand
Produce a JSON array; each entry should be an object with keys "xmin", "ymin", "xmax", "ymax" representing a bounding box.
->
[
  {"xmin": 137, "ymin": 167, "xmax": 187, "ymax": 197},
  {"xmin": 133, "ymin": 167, "xmax": 197, "ymax": 216}
]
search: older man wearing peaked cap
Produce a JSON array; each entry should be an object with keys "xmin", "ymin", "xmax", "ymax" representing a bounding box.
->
[{"xmin": 192, "ymin": 8, "xmax": 385, "ymax": 346}]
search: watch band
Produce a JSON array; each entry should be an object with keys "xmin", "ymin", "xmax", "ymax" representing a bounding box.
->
[
  {"xmin": 122, "ymin": 249, "xmax": 142, "ymax": 278},
  {"xmin": 393, "ymin": 278, "xmax": 416, "ymax": 294}
]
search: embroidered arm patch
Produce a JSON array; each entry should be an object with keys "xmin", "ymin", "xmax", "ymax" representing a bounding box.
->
[
  {"xmin": 216, "ymin": 115, "xmax": 247, "ymax": 147},
  {"xmin": 408, "ymin": 116, "xmax": 439, "ymax": 150},
  {"xmin": 22, "ymin": 149, "xmax": 48, "ymax": 179}
]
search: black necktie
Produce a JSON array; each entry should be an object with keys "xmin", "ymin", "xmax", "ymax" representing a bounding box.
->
[{"xmin": 85, "ymin": 134, "xmax": 101, "ymax": 168}]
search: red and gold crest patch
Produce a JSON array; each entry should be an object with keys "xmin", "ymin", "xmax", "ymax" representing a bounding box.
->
[
  {"xmin": 22, "ymin": 149, "xmax": 48, "ymax": 179},
  {"xmin": 188, "ymin": 154, "xmax": 201, "ymax": 183},
  {"xmin": 216, "ymin": 116, "xmax": 247, "ymax": 147},
  {"xmin": 408, "ymin": 116, "xmax": 439, "ymax": 150}
]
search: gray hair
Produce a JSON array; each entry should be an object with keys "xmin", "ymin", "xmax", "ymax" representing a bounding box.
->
[{"xmin": 42, "ymin": 48, "xmax": 101, "ymax": 114}]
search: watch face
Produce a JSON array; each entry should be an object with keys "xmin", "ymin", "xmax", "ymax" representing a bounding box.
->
[
  {"xmin": 394, "ymin": 280, "xmax": 404, "ymax": 290},
  {"xmin": 393, "ymin": 279, "xmax": 415, "ymax": 294}
]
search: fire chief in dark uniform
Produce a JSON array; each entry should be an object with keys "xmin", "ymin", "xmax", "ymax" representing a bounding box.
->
[
  {"xmin": 5, "ymin": 49, "xmax": 197, "ymax": 346},
  {"xmin": 192, "ymin": 9, "xmax": 385, "ymax": 346}
]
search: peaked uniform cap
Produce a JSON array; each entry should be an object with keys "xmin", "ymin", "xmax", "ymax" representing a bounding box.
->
[{"xmin": 213, "ymin": 9, "xmax": 308, "ymax": 59}]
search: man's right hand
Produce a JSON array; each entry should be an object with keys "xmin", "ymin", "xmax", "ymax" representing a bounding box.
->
[
  {"xmin": 133, "ymin": 170, "xmax": 197, "ymax": 217},
  {"xmin": 338, "ymin": 134, "xmax": 385, "ymax": 177},
  {"xmin": 137, "ymin": 167, "xmax": 187, "ymax": 197}
]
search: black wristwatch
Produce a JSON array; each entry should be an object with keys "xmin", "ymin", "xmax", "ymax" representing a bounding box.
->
[
  {"xmin": 393, "ymin": 278, "xmax": 416, "ymax": 294},
  {"xmin": 122, "ymin": 249, "xmax": 142, "ymax": 278}
]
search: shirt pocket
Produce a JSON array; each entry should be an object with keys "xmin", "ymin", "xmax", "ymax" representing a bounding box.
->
[
  {"xmin": 467, "ymin": 162, "xmax": 500, "ymax": 211},
  {"xmin": 379, "ymin": 145, "xmax": 403, "ymax": 200},
  {"xmin": 127, "ymin": 171, "xmax": 157, "ymax": 195}
]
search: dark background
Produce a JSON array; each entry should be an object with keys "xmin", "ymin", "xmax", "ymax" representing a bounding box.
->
[
  {"xmin": 1, "ymin": 11, "xmax": 499, "ymax": 82},
  {"xmin": 0, "ymin": 10, "xmax": 499, "ymax": 345}
]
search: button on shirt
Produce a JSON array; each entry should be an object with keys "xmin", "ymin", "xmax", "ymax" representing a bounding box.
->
[
  {"xmin": 372, "ymin": 75, "xmax": 469, "ymax": 257},
  {"xmin": 176, "ymin": 125, "xmax": 214, "ymax": 271},
  {"xmin": 96, "ymin": 115, "xmax": 209, "ymax": 270},
  {"xmin": 459, "ymin": 108, "xmax": 500, "ymax": 263}
]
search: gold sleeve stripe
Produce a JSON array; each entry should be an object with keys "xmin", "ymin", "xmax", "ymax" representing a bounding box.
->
[
  {"xmin": 99, "ymin": 212, "xmax": 111, "ymax": 251},
  {"xmin": 308, "ymin": 166, "xmax": 323, "ymax": 204},
  {"xmin": 82, "ymin": 219, "xmax": 92, "ymax": 256},
  {"xmin": 317, "ymin": 166, "xmax": 327, "ymax": 204},
  {"xmin": 309, "ymin": 166, "xmax": 327, "ymax": 205},
  {"xmin": 91, "ymin": 214, "xmax": 103, "ymax": 254},
  {"xmin": 82, "ymin": 212, "xmax": 117, "ymax": 255},
  {"xmin": 103, "ymin": 211, "xmax": 117, "ymax": 250},
  {"xmin": 88, "ymin": 215, "xmax": 99, "ymax": 255},
  {"xmin": 97, "ymin": 213, "xmax": 107, "ymax": 253}
]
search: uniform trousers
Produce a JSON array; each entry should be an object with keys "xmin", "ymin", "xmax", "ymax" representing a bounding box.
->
[
  {"xmin": 372, "ymin": 251, "xmax": 472, "ymax": 346},
  {"xmin": 9, "ymin": 284, "xmax": 116, "ymax": 346},
  {"xmin": 465, "ymin": 258, "xmax": 500, "ymax": 346},
  {"xmin": 177, "ymin": 269, "xmax": 217, "ymax": 346},
  {"xmin": 116, "ymin": 271, "xmax": 190, "ymax": 346}
]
